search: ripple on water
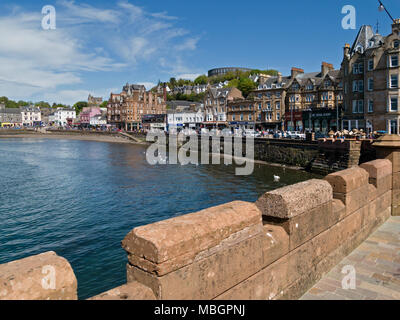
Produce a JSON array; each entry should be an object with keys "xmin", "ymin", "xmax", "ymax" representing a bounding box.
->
[{"xmin": 0, "ymin": 138, "xmax": 320, "ymax": 299}]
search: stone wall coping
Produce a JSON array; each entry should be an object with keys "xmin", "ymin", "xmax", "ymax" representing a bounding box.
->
[
  {"xmin": 0, "ymin": 251, "xmax": 77, "ymax": 300},
  {"xmin": 325, "ymin": 167, "xmax": 369, "ymax": 194},
  {"xmin": 255, "ymin": 179, "xmax": 333, "ymax": 219},
  {"xmin": 122, "ymin": 201, "xmax": 262, "ymax": 264},
  {"xmin": 360, "ymin": 159, "xmax": 393, "ymax": 180}
]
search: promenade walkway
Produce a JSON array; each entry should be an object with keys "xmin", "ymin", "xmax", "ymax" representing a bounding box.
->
[{"xmin": 301, "ymin": 217, "xmax": 400, "ymax": 300}]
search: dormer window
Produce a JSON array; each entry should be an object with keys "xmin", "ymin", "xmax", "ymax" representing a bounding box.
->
[{"xmin": 394, "ymin": 40, "xmax": 400, "ymax": 49}]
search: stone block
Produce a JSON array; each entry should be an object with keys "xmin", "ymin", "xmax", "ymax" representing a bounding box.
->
[
  {"xmin": 325, "ymin": 167, "xmax": 369, "ymax": 194},
  {"xmin": 332, "ymin": 199, "xmax": 346, "ymax": 221},
  {"xmin": 255, "ymin": 179, "xmax": 332, "ymax": 219},
  {"xmin": 392, "ymin": 190, "xmax": 400, "ymax": 216},
  {"xmin": 122, "ymin": 201, "xmax": 262, "ymax": 268},
  {"xmin": 368, "ymin": 184, "xmax": 378, "ymax": 203},
  {"xmin": 393, "ymin": 172, "xmax": 400, "ymax": 190},
  {"xmin": 360, "ymin": 159, "xmax": 392, "ymax": 180},
  {"xmin": 88, "ymin": 282, "xmax": 156, "ymax": 300},
  {"xmin": 369, "ymin": 175, "xmax": 392, "ymax": 197},
  {"xmin": 214, "ymin": 256, "xmax": 290, "ymax": 300},
  {"xmin": 127, "ymin": 224, "xmax": 289, "ymax": 300},
  {"xmin": 287, "ymin": 201, "xmax": 338, "ymax": 251},
  {"xmin": 333, "ymin": 184, "xmax": 370, "ymax": 216},
  {"xmin": 376, "ymin": 149, "xmax": 400, "ymax": 173},
  {"xmin": 0, "ymin": 252, "xmax": 77, "ymax": 300}
]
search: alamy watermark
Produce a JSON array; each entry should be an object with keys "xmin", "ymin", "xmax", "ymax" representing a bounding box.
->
[
  {"xmin": 341, "ymin": 5, "xmax": 356, "ymax": 30},
  {"xmin": 41, "ymin": 265, "xmax": 56, "ymax": 290},
  {"xmin": 41, "ymin": 5, "xmax": 56, "ymax": 30},
  {"xmin": 145, "ymin": 129, "xmax": 255, "ymax": 176},
  {"xmin": 341, "ymin": 265, "xmax": 357, "ymax": 290}
]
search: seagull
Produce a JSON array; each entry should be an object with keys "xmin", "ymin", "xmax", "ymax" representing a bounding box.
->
[{"xmin": 273, "ymin": 175, "xmax": 281, "ymax": 182}]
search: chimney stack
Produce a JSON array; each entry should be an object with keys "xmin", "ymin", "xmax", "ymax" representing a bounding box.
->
[
  {"xmin": 392, "ymin": 18, "xmax": 400, "ymax": 34},
  {"xmin": 343, "ymin": 43, "xmax": 350, "ymax": 58},
  {"xmin": 321, "ymin": 62, "xmax": 334, "ymax": 76},
  {"xmin": 277, "ymin": 72, "xmax": 282, "ymax": 83},
  {"xmin": 291, "ymin": 67, "xmax": 304, "ymax": 79}
]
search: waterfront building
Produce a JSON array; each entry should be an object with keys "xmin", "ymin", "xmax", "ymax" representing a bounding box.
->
[
  {"xmin": 341, "ymin": 19, "xmax": 400, "ymax": 134},
  {"xmin": 0, "ymin": 104, "xmax": 22, "ymax": 127},
  {"xmin": 21, "ymin": 106, "xmax": 41, "ymax": 127},
  {"xmin": 89, "ymin": 115, "xmax": 107, "ymax": 127},
  {"xmin": 166, "ymin": 101, "xmax": 204, "ymax": 132},
  {"xmin": 142, "ymin": 114, "xmax": 167, "ymax": 131},
  {"xmin": 203, "ymin": 87, "xmax": 243, "ymax": 129},
  {"xmin": 40, "ymin": 107, "xmax": 54, "ymax": 125},
  {"xmin": 107, "ymin": 83, "xmax": 167, "ymax": 131},
  {"xmin": 248, "ymin": 63, "xmax": 343, "ymax": 133},
  {"xmin": 51, "ymin": 107, "xmax": 76, "ymax": 127},
  {"xmin": 285, "ymin": 63, "xmax": 343, "ymax": 132},
  {"xmin": 107, "ymin": 93, "xmax": 122, "ymax": 127},
  {"xmin": 249, "ymin": 72, "xmax": 288, "ymax": 131},
  {"xmin": 80, "ymin": 107, "xmax": 101, "ymax": 127}
]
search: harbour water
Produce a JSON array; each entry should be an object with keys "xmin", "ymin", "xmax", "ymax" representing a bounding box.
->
[{"xmin": 0, "ymin": 138, "xmax": 320, "ymax": 299}]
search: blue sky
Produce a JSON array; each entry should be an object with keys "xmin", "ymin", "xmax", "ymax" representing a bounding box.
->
[{"xmin": 1, "ymin": 0, "xmax": 400, "ymax": 105}]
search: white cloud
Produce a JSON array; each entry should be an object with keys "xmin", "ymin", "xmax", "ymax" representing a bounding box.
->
[
  {"xmin": 176, "ymin": 37, "xmax": 200, "ymax": 51},
  {"xmin": 0, "ymin": 1, "xmax": 201, "ymax": 105}
]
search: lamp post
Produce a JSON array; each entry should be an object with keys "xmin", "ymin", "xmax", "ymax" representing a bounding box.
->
[{"xmin": 378, "ymin": 0, "xmax": 395, "ymax": 23}]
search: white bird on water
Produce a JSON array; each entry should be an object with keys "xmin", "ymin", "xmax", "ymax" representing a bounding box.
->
[{"xmin": 273, "ymin": 175, "xmax": 280, "ymax": 182}]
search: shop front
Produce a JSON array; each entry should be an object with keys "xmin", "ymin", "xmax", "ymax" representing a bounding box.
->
[
  {"xmin": 284, "ymin": 111, "xmax": 303, "ymax": 132},
  {"xmin": 303, "ymin": 108, "xmax": 341, "ymax": 133}
]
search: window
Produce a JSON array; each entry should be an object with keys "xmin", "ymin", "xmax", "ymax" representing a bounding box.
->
[
  {"xmin": 391, "ymin": 74, "xmax": 398, "ymax": 88},
  {"xmin": 368, "ymin": 59, "xmax": 374, "ymax": 71},
  {"xmin": 276, "ymin": 92, "xmax": 281, "ymax": 98},
  {"xmin": 394, "ymin": 40, "xmax": 400, "ymax": 49},
  {"xmin": 390, "ymin": 120, "xmax": 398, "ymax": 134},
  {"xmin": 390, "ymin": 96, "xmax": 398, "ymax": 111},
  {"xmin": 240, "ymin": 114, "xmax": 244, "ymax": 121},
  {"xmin": 277, "ymin": 112, "xmax": 280, "ymax": 120},
  {"xmin": 368, "ymin": 78, "xmax": 374, "ymax": 91},
  {"xmin": 353, "ymin": 100, "xmax": 364, "ymax": 113},
  {"xmin": 353, "ymin": 80, "xmax": 358, "ymax": 92},
  {"xmin": 276, "ymin": 101, "xmax": 281, "ymax": 110},
  {"xmin": 391, "ymin": 55, "xmax": 399, "ymax": 67},
  {"xmin": 359, "ymin": 62, "xmax": 364, "ymax": 74},
  {"xmin": 358, "ymin": 80, "xmax": 364, "ymax": 92},
  {"xmin": 358, "ymin": 100, "xmax": 364, "ymax": 113},
  {"xmin": 353, "ymin": 63, "xmax": 359, "ymax": 74},
  {"xmin": 248, "ymin": 114, "xmax": 252, "ymax": 121},
  {"xmin": 368, "ymin": 99, "xmax": 374, "ymax": 113}
]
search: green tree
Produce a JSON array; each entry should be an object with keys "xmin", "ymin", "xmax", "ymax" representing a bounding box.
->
[
  {"xmin": 194, "ymin": 75, "xmax": 208, "ymax": 85},
  {"xmin": 100, "ymin": 101, "xmax": 108, "ymax": 108},
  {"xmin": 238, "ymin": 78, "xmax": 257, "ymax": 97},
  {"xmin": 73, "ymin": 101, "xmax": 88, "ymax": 115}
]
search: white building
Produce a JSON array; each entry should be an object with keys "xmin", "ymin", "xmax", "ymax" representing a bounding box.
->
[
  {"xmin": 167, "ymin": 101, "xmax": 204, "ymax": 132},
  {"xmin": 90, "ymin": 115, "xmax": 107, "ymax": 126},
  {"xmin": 21, "ymin": 106, "xmax": 41, "ymax": 126},
  {"xmin": 51, "ymin": 108, "xmax": 76, "ymax": 126}
]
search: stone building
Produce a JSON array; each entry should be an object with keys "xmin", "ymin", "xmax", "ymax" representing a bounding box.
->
[
  {"xmin": 203, "ymin": 87, "xmax": 243, "ymax": 129},
  {"xmin": 107, "ymin": 83, "xmax": 166, "ymax": 131},
  {"xmin": 341, "ymin": 19, "xmax": 400, "ymax": 134},
  {"xmin": 247, "ymin": 63, "xmax": 342, "ymax": 133},
  {"xmin": 248, "ymin": 72, "xmax": 288, "ymax": 131},
  {"xmin": 0, "ymin": 104, "xmax": 22, "ymax": 127},
  {"xmin": 88, "ymin": 94, "xmax": 103, "ymax": 108},
  {"xmin": 285, "ymin": 64, "xmax": 343, "ymax": 132}
]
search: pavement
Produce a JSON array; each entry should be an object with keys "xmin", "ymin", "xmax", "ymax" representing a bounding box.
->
[{"xmin": 301, "ymin": 217, "xmax": 400, "ymax": 300}]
